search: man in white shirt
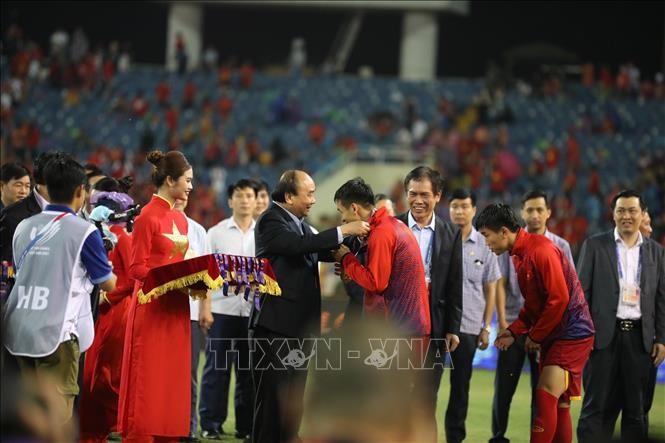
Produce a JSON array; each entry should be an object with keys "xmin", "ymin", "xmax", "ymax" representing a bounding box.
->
[
  {"xmin": 252, "ymin": 179, "xmax": 270, "ymax": 220},
  {"xmin": 199, "ymin": 179, "xmax": 258, "ymax": 441},
  {"xmin": 175, "ymin": 198, "xmax": 211, "ymax": 443},
  {"xmin": 577, "ymin": 190, "xmax": 665, "ymax": 443}
]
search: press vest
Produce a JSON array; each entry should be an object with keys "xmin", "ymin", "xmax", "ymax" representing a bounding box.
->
[{"xmin": 4, "ymin": 211, "xmax": 98, "ymax": 357}]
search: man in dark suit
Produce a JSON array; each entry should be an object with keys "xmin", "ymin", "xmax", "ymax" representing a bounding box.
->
[
  {"xmin": 396, "ymin": 166, "xmax": 463, "ymax": 441},
  {"xmin": 577, "ymin": 190, "xmax": 665, "ymax": 443},
  {"xmin": 0, "ymin": 162, "xmax": 31, "ymax": 211},
  {"xmin": 1, "ymin": 151, "xmax": 66, "ymax": 263},
  {"xmin": 249, "ymin": 170, "xmax": 369, "ymax": 443}
]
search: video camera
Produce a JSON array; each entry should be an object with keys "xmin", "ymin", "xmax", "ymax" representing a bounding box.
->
[
  {"xmin": 108, "ymin": 204, "xmax": 141, "ymax": 233},
  {"xmin": 92, "ymin": 204, "xmax": 142, "ymax": 251}
]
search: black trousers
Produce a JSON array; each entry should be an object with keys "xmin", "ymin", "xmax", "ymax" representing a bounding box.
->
[
  {"xmin": 250, "ymin": 327, "xmax": 311, "ymax": 443},
  {"xmin": 603, "ymin": 351, "xmax": 659, "ymax": 439},
  {"xmin": 421, "ymin": 338, "xmax": 448, "ymax": 442},
  {"xmin": 489, "ymin": 334, "xmax": 539, "ymax": 443},
  {"xmin": 577, "ymin": 324, "xmax": 652, "ymax": 443},
  {"xmin": 644, "ymin": 364, "xmax": 658, "ymax": 428},
  {"xmin": 444, "ymin": 333, "xmax": 479, "ymax": 443},
  {"xmin": 199, "ymin": 313, "xmax": 253, "ymax": 436}
]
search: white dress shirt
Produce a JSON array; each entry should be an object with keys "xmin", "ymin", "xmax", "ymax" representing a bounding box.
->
[
  {"xmin": 207, "ymin": 217, "xmax": 256, "ymax": 317},
  {"xmin": 186, "ymin": 216, "xmax": 210, "ymax": 321},
  {"xmin": 274, "ymin": 201, "xmax": 343, "ymax": 242},
  {"xmin": 614, "ymin": 227, "xmax": 644, "ymax": 320},
  {"xmin": 407, "ymin": 211, "xmax": 436, "ymax": 283},
  {"xmin": 33, "ymin": 187, "xmax": 50, "ymax": 210}
]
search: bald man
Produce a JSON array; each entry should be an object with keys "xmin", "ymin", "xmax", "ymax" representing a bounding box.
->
[{"xmin": 249, "ymin": 170, "xmax": 370, "ymax": 443}]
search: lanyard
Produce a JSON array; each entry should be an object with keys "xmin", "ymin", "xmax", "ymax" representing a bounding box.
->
[
  {"xmin": 616, "ymin": 243, "xmax": 641, "ymax": 284},
  {"xmin": 424, "ymin": 233, "xmax": 433, "ymax": 271},
  {"xmin": 418, "ymin": 229, "xmax": 433, "ymax": 282}
]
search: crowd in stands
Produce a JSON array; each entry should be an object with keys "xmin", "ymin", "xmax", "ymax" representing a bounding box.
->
[{"xmin": 2, "ymin": 23, "xmax": 664, "ymax": 253}]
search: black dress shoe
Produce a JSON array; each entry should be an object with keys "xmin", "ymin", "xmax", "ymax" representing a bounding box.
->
[{"xmin": 181, "ymin": 435, "xmax": 200, "ymax": 443}]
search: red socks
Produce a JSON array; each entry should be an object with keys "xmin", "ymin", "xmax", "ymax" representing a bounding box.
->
[
  {"xmin": 530, "ymin": 389, "xmax": 573, "ymax": 443},
  {"xmin": 531, "ymin": 389, "xmax": 558, "ymax": 443},
  {"xmin": 553, "ymin": 406, "xmax": 572, "ymax": 443}
]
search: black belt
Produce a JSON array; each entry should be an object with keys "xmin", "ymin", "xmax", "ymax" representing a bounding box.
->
[{"xmin": 617, "ymin": 318, "xmax": 641, "ymax": 331}]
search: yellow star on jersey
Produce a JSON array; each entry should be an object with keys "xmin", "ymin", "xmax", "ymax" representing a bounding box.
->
[{"xmin": 163, "ymin": 221, "xmax": 189, "ymax": 259}]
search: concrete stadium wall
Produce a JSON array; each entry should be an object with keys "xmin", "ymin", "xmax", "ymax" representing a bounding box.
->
[{"xmin": 166, "ymin": 2, "xmax": 203, "ymax": 71}]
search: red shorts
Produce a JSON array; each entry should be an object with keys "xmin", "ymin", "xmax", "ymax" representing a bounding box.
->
[{"xmin": 540, "ymin": 335, "xmax": 594, "ymax": 401}]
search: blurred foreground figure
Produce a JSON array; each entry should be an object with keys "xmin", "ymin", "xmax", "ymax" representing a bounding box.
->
[{"xmin": 301, "ymin": 320, "xmax": 434, "ymax": 443}]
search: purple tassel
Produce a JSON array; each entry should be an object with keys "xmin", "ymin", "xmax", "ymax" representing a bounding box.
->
[
  {"xmin": 240, "ymin": 257, "xmax": 248, "ymax": 300},
  {"xmin": 257, "ymin": 259, "xmax": 265, "ymax": 285},
  {"xmin": 219, "ymin": 253, "xmax": 230, "ymax": 296},
  {"xmin": 242, "ymin": 257, "xmax": 250, "ymax": 286},
  {"xmin": 234, "ymin": 256, "xmax": 242, "ymax": 295}
]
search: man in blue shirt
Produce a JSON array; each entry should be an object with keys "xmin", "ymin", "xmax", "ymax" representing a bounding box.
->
[{"xmin": 445, "ymin": 189, "xmax": 501, "ymax": 443}]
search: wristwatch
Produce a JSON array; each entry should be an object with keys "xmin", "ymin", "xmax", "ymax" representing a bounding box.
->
[{"xmin": 481, "ymin": 325, "xmax": 491, "ymax": 333}]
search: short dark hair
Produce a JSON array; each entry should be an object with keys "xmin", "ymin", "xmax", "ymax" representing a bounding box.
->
[
  {"xmin": 334, "ymin": 177, "xmax": 375, "ymax": 208},
  {"xmin": 449, "ymin": 188, "xmax": 476, "ymax": 206},
  {"xmin": 1, "ymin": 162, "xmax": 30, "ymax": 183},
  {"xmin": 43, "ymin": 155, "xmax": 87, "ymax": 204},
  {"xmin": 85, "ymin": 163, "xmax": 105, "ymax": 180},
  {"xmin": 475, "ymin": 203, "xmax": 522, "ymax": 233},
  {"xmin": 521, "ymin": 190, "xmax": 549, "ymax": 208},
  {"xmin": 94, "ymin": 175, "xmax": 133, "ymax": 193},
  {"xmin": 253, "ymin": 179, "xmax": 270, "ymax": 193},
  {"xmin": 271, "ymin": 170, "xmax": 299, "ymax": 203},
  {"xmin": 228, "ymin": 178, "xmax": 258, "ymax": 199},
  {"xmin": 403, "ymin": 166, "xmax": 445, "ymax": 195},
  {"xmin": 611, "ymin": 189, "xmax": 646, "ymax": 210},
  {"xmin": 34, "ymin": 151, "xmax": 67, "ymax": 185},
  {"xmin": 374, "ymin": 193, "xmax": 390, "ymax": 204}
]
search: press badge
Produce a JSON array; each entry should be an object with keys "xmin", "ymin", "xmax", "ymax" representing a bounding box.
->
[{"xmin": 620, "ymin": 279, "xmax": 640, "ymax": 306}]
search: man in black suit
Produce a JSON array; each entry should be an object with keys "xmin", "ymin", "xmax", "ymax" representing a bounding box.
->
[
  {"xmin": 0, "ymin": 162, "xmax": 31, "ymax": 211},
  {"xmin": 396, "ymin": 166, "xmax": 463, "ymax": 441},
  {"xmin": 577, "ymin": 190, "xmax": 665, "ymax": 443},
  {"xmin": 249, "ymin": 170, "xmax": 369, "ymax": 443},
  {"xmin": 1, "ymin": 151, "xmax": 66, "ymax": 264}
]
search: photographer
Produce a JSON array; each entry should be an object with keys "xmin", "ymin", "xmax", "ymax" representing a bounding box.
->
[{"xmin": 79, "ymin": 176, "xmax": 137, "ymax": 443}]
